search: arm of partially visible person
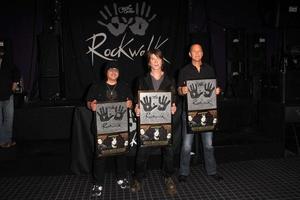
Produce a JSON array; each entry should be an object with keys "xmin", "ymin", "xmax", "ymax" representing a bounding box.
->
[
  {"xmin": 123, "ymin": 82, "xmax": 133, "ymax": 109},
  {"xmin": 86, "ymin": 83, "xmax": 99, "ymax": 111},
  {"xmin": 126, "ymin": 98, "xmax": 133, "ymax": 109},
  {"xmin": 134, "ymin": 104, "xmax": 140, "ymax": 117},
  {"xmin": 170, "ymin": 78, "xmax": 177, "ymax": 115},
  {"xmin": 177, "ymin": 85, "xmax": 189, "ymax": 96},
  {"xmin": 216, "ymin": 87, "xmax": 221, "ymax": 95},
  {"xmin": 87, "ymin": 100, "xmax": 97, "ymax": 111},
  {"xmin": 12, "ymin": 64, "xmax": 20, "ymax": 92}
]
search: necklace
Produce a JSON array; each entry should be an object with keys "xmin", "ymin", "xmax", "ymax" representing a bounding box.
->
[{"xmin": 106, "ymin": 83, "xmax": 117, "ymax": 100}]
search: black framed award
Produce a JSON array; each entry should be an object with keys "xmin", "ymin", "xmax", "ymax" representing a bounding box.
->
[
  {"xmin": 138, "ymin": 91, "xmax": 172, "ymax": 147},
  {"xmin": 95, "ymin": 101, "xmax": 129, "ymax": 156},
  {"xmin": 186, "ymin": 79, "xmax": 218, "ymax": 133}
]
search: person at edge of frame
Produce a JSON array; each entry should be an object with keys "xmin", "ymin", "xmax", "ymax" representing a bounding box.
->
[{"xmin": 0, "ymin": 39, "xmax": 20, "ymax": 148}]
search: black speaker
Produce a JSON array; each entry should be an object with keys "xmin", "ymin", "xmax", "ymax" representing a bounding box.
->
[
  {"xmin": 278, "ymin": 0, "xmax": 300, "ymax": 28},
  {"xmin": 286, "ymin": 70, "xmax": 300, "ymax": 104},
  {"xmin": 39, "ymin": 77, "xmax": 60, "ymax": 100},
  {"xmin": 225, "ymin": 30, "xmax": 248, "ymax": 98},
  {"xmin": 226, "ymin": 30, "xmax": 245, "ymax": 61},
  {"xmin": 38, "ymin": 33, "xmax": 59, "ymax": 77},
  {"xmin": 247, "ymin": 33, "xmax": 267, "ymax": 75},
  {"xmin": 38, "ymin": 33, "xmax": 61, "ymax": 100}
]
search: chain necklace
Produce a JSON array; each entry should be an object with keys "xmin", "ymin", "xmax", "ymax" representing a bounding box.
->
[{"xmin": 106, "ymin": 83, "xmax": 117, "ymax": 100}]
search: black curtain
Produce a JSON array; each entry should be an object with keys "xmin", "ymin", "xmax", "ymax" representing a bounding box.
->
[{"xmin": 62, "ymin": 0, "xmax": 189, "ymax": 100}]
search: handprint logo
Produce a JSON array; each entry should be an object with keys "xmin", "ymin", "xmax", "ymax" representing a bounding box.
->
[
  {"xmin": 140, "ymin": 96, "xmax": 157, "ymax": 112},
  {"xmin": 158, "ymin": 95, "xmax": 171, "ymax": 111},
  {"xmin": 97, "ymin": 3, "xmax": 133, "ymax": 36},
  {"xmin": 129, "ymin": 2, "xmax": 156, "ymax": 36},
  {"xmin": 97, "ymin": 107, "xmax": 114, "ymax": 122},
  {"xmin": 114, "ymin": 105, "xmax": 127, "ymax": 120},
  {"xmin": 203, "ymin": 82, "xmax": 215, "ymax": 97},
  {"xmin": 189, "ymin": 83, "xmax": 203, "ymax": 99}
]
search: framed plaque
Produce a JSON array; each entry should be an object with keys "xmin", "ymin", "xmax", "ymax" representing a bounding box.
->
[
  {"xmin": 186, "ymin": 79, "xmax": 218, "ymax": 132},
  {"xmin": 95, "ymin": 101, "xmax": 129, "ymax": 156},
  {"xmin": 138, "ymin": 91, "xmax": 172, "ymax": 147}
]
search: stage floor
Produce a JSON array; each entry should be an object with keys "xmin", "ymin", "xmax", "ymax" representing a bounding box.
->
[{"xmin": 0, "ymin": 143, "xmax": 299, "ymax": 199}]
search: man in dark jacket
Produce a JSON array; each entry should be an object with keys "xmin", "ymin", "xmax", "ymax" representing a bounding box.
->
[
  {"xmin": 0, "ymin": 39, "xmax": 20, "ymax": 148},
  {"xmin": 131, "ymin": 49, "xmax": 177, "ymax": 196}
]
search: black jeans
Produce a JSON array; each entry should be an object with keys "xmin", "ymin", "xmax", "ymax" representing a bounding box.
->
[
  {"xmin": 93, "ymin": 155, "xmax": 127, "ymax": 185},
  {"xmin": 134, "ymin": 145, "xmax": 174, "ymax": 181}
]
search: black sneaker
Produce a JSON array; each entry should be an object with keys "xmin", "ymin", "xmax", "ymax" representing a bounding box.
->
[
  {"xmin": 117, "ymin": 178, "xmax": 129, "ymax": 189},
  {"xmin": 165, "ymin": 177, "xmax": 177, "ymax": 196},
  {"xmin": 178, "ymin": 175, "xmax": 187, "ymax": 182},
  {"xmin": 130, "ymin": 179, "xmax": 141, "ymax": 193},
  {"xmin": 209, "ymin": 174, "xmax": 224, "ymax": 182},
  {"xmin": 91, "ymin": 184, "xmax": 103, "ymax": 197}
]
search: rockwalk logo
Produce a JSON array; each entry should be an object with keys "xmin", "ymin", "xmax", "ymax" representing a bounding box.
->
[{"xmin": 86, "ymin": 1, "xmax": 170, "ymax": 65}]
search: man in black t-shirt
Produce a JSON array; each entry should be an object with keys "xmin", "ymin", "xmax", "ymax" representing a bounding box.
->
[
  {"xmin": 86, "ymin": 61, "xmax": 133, "ymax": 197},
  {"xmin": 177, "ymin": 43, "xmax": 223, "ymax": 182}
]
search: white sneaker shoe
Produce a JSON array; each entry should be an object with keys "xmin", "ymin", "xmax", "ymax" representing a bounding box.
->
[
  {"xmin": 117, "ymin": 178, "xmax": 129, "ymax": 189},
  {"xmin": 91, "ymin": 184, "xmax": 103, "ymax": 197}
]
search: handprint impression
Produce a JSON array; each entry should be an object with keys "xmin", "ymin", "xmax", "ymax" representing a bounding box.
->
[
  {"xmin": 203, "ymin": 83, "xmax": 215, "ymax": 97},
  {"xmin": 189, "ymin": 83, "xmax": 203, "ymax": 99},
  {"xmin": 129, "ymin": 2, "xmax": 156, "ymax": 36},
  {"xmin": 158, "ymin": 95, "xmax": 171, "ymax": 111},
  {"xmin": 97, "ymin": 107, "xmax": 114, "ymax": 122},
  {"xmin": 114, "ymin": 105, "xmax": 127, "ymax": 120},
  {"xmin": 97, "ymin": 4, "xmax": 133, "ymax": 36},
  {"xmin": 141, "ymin": 96, "xmax": 157, "ymax": 112}
]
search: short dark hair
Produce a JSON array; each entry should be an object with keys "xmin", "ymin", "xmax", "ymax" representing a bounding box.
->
[{"xmin": 105, "ymin": 61, "xmax": 119, "ymax": 73}]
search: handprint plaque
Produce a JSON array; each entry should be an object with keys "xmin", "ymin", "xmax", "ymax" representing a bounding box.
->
[
  {"xmin": 186, "ymin": 79, "xmax": 217, "ymax": 133},
  {"xmin": 96, "ymin": 101, "xmax": 129, "ymax": 156},
  {"xmin": 138, "ymin": 91, "xmax": 172, "ymax": 147},
  {"xmin": 139, "ymin": 91, "xmax": 172, "ymax": 124},
  {"xmin": 186, "ymin": 79, "xmax": 217, "ymax": 111},
  {"xmin": 96, "ymin": 101, "xmax": 128, "ymax": 134}
]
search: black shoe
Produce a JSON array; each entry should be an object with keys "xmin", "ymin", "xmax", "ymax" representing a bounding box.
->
[
  {"xmin": 130, "ymin": 179, "xmax": 141, "ymax": 193},
  {"xmin": 165, "ymin": 177, "xmax": 177, "ymax": 196},
  {"xmin": 178, "ymin": 175, "xmax": 187, "ymax": 182},
  {"xmin": 209, "ymin": 174, "xmax": 224, "ymax": 182}
]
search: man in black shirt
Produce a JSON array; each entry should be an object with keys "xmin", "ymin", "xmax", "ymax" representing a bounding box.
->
[
  {"xmin": 0, "ymin": 40, "xmax": 20, "ymax": 148},
  {"xmin": 177, "ymin": 43, "xmax": 223, "ymax": 182},
  {"xmin": 86, "ymin": 61, "xmax": 133, "ymax": 197}
]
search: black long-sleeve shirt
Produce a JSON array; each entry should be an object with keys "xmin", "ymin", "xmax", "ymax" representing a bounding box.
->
[{"xmin": 0, "ymin": 58, "xmax": 20, "ymax": 100}]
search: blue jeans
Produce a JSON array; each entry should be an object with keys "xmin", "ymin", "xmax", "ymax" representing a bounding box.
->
[
  {"xmin": 179, "ymin": 111, "xmax": 216, "ymax": 176},
  {"xmin": 0, "ymin": 95, "xmax": 14, "ymax": 144}
]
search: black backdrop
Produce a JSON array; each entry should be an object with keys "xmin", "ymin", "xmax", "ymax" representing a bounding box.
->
[{"xmin": 61, "ymin": 0, "xmax": 188, "ymax": 100}]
